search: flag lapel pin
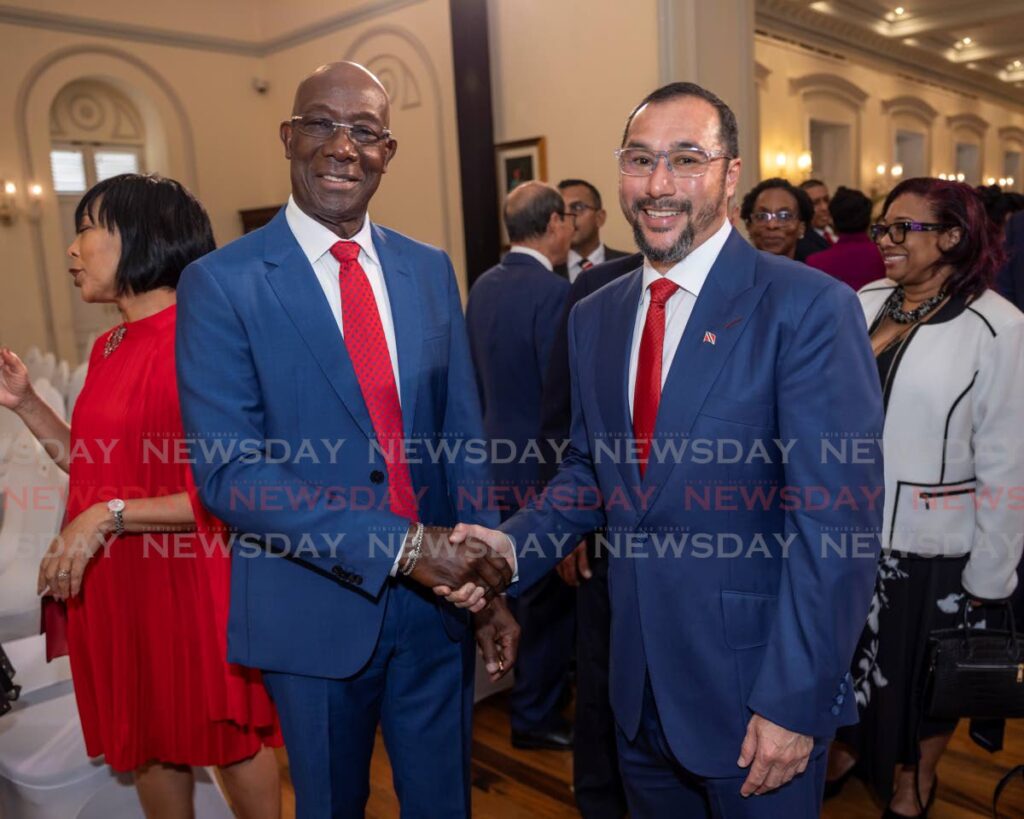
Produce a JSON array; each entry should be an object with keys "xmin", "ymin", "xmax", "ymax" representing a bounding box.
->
[{"xmin": 703, "ymin": 331, "xmax": 717, "ymax": 345}]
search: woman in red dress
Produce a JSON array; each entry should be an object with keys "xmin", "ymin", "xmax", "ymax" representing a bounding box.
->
[{"xmin": 0, "ymin": 174, "xmax": 282, "ymax": 818}]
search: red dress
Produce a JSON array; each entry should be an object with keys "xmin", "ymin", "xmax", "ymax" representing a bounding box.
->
[{"xmin": 63, "ymin": 304, "xmax": 281, "ymax": 772}]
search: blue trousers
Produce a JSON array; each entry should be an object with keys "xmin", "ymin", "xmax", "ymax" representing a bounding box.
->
[
  {"xmin": 262, "ymin": 581, "xmax": 474, "ymax": 819},
  {"xmin": 616, "ymin": 680, "xmax": 827, "ymax": 819}
]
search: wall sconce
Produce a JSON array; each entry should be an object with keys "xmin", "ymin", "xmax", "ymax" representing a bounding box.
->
[
  {"xmin": 891, "ymin": 163, "xmax": 904, "ymax": 179},
  {"xmin": 987, "ymin": 176, "xmax": 997, "ymax": 185},
  {"xmin": 796, "ymin": 151, "xmax": 813, "ymax": 172},
  {"xmin": 876, "ymin": 163, "xmax": 888, "ymax": 176},
  {"xmin": 0, "ymin": 181, "xmax": 16, "ymax": 225},
  {"xmin": 0, "ymin": 181, "xmax": 43, "ymax": 225},
  {"xmin": 774, "ymin": 152, "xmax": 788, "ymax": 170}
]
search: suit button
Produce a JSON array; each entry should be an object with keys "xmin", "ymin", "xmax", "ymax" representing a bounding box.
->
[
  {"xmin": 835, "ymin": 694, "xmax": 845, "ymax": 705},
  {"xmin": 839, "ymin": 682, "xmax": 848, "ymax": 694},
  {"xmin": 830, "ymin": 705, "xmax": 842, "ymax": 716},
  {"xmin": 370, "ymin": 470, "xmax": 385, "ymax": 484},
  {"xmin": 353, "ymin": 575, "xmax": 363, "ymax": 586}
]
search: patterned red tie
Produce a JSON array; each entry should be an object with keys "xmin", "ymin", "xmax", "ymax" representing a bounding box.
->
[
  {"xmin": 331, "ymin": 241, "xmax": 418, "ymax": 521},
  {"xmin": 633, "ymin": 278, "xmax": 680, "ymax": 478},
  {"xmin": 580, "ymin": 258, "xmax": 594, "ymax": 271}
]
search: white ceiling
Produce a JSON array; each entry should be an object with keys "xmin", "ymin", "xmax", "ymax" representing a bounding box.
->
[{"xmin": 757, "ymin": 0, "xmax": 1024, "ymax": 107}]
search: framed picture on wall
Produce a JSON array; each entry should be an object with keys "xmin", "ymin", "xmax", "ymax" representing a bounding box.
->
[{"xmin": 495, "ymin": 137, "xmax": 547, "ymax": 196}]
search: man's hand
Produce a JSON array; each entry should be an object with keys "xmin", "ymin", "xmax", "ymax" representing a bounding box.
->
[
  {"xmin": 404, "ymin": 525, "xmax": 512, "ymax": 605},
  {"xmin": 474, "ymin": 595, "xmax": 520, "ymax": 681},
  {"xmin": 556, "ymin": 541, "xmax": 591, "ymax": 587},
  {"xmin": 433, "ymin": 524, "xmax": 516, "ymax": 613},
  {"xmin": 737, "ymin": 714, "xmax": 813, "ymax": 797}
]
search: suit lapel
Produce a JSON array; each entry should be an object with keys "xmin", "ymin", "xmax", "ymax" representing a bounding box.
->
[
  {"xmin": 262, "ymin": 209, "xmax": 375, "ymax": 440},
  {"xmin": 594, "ymin": 269, "xmax": 644, "ymax": 497},
  {"xmin": 639, "ymin": 232, "xmax": 769, "ymax": 515},
  {"xmin": 372, "ymin": 225, "xmax": 421, "ymax": 439}
]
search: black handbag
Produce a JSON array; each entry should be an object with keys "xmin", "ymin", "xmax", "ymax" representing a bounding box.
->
[
  {"xmin": 925, "ymin": 601, "xmax": 1024, "ymax": 721},
  {"xmin": 0, "ymin": 642, "xmax": 18, "ymax": 717}
]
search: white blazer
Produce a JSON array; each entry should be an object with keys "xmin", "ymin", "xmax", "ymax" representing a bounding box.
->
[{"xmin": 859, "ymin": 280, "xmax": 1024, "ymax": 600}]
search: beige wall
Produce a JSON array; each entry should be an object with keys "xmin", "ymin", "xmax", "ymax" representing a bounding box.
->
[
  {"xmin": 0, "ymin": 0, "xmax": 462, "ymax": 361},
  {"xmin": 755, "ymin": 35, "xmax": 1024, "ymax": 199},
  {"xmin": 487, "ymin": 0, "xmax": 662, "ymax": 256}
]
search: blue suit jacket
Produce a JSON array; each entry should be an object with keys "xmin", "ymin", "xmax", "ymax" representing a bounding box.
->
[
  {"xmin": 175, "ymin": 208, "xmax": 496, "ymax": 679},
  {"xmin": 503, "ymin": 230, "xmax": 884, "ymax": 776},
  {"xmin": 466, "ymin": 252, "xmax": 569, "ymax": 512}
]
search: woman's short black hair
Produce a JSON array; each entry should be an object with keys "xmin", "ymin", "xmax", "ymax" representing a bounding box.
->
[
  {"xmin": 739, "ymin": 177, "xmax": 813, "ymax": 226},
  {"xmin": 74, "ymin": 173, "xmax": 214, "ymax": 295}
]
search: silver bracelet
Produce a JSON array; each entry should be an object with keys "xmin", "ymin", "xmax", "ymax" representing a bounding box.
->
[{"xmin": 401, "ymin": 522, "xmax": 425, "ymax": 576}]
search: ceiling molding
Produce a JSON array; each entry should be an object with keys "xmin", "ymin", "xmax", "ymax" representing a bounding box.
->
[
  {"xmin": 883, "ymin": 1, "xmax": 1023, "ymax": 38},
  {"xmin": 789, "ymin": 72, "xmax": 868, "ymax": 106},
  {"xmin": 881, "ymin": 95, "xmax": 939, "ymax": 123},
  {"xmin": 946, "ymin": 113, "xmax": 990, "ymax": 135},
  {"xmin": 756, "ymin": 0, "xmax": 1024, "ymax": 109},
  {"xmin": 0, "ymin": 0, "xmax": 426, "ymax": 57}
]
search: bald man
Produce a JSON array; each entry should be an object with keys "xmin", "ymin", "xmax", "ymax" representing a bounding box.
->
[
  {"xmin": 176, "ymin": 62, "xmax": 516, "ymax": 817},
  {"xmin": 466, "ymin": 182, "xmax": 574, "ymax": 750}
]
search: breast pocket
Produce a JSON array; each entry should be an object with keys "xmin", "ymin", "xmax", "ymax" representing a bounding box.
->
[{"xmin": 698, "ymin": 392, "xmax": 774, "ymax": 429}]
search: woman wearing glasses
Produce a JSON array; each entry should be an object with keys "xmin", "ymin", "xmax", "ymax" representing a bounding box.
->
[
  {"xmin": 825, "ymin": 178, "xmax": 1024, "ymax": 817},
  {"xmin": 739, "ymin": 177, "xmax": 814, "ymax": 259}
]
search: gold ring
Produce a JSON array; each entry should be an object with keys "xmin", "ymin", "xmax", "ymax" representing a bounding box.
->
[{"xmin": 57, "ymin": 569, "xmax": 71, "ymax": 579}]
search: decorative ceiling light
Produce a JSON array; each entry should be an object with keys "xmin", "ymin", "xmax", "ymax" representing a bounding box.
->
[{"xmin": 894, "ymin": 6, "xmax": 905, "ymax": 15}]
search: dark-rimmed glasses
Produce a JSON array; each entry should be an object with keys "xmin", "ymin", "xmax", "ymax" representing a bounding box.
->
[
  {"xmin": 566, "ymin": 201, "xmax": 599, "ymax": 215},
  {"xmin": 749, "ymin": 210, "xmax": 798, "ymax": 225},
  {"xmin": 288, "ymin": 116, "xmax": 392, "ymax": 146},
  {"xmin": 614, "ymin": 147, "xmax": 733, "ymax": 178},
  {"xmin": 870, "ymin": 221, "xmax": 953, "ymax": 244}
]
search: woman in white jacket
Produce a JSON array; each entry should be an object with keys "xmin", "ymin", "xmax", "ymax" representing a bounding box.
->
[{"xmin": 825, "ymin": 178, "xmax": 1024, "ymax": 817}]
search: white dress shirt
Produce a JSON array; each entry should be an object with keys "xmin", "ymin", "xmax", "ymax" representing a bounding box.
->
[
  {"xmin": 285, "ymin": 196, "xmax": 407, "ymax": 576},
  {"xmin": 567, "ymin": 243, "xmax": 608, "ymax": 283},
  {"xmin": 627, "ymin": 220, "xmax": 732, "ymax": 419},
  {"xmin": 508, "ymin": 244, "xmax": 554, "ymax": 271},
  {"xmin": 285, "ymin": 195, "xmax": 401, "ymax": 396}
]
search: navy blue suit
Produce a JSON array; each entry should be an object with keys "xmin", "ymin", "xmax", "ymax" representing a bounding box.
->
[
  {"xmin": 176, "ymin": 209, "xmax": 496, "ymax": 818},
  {"xmin": 503, "ymin": 230, "xmax": 884, "ymax": 815},
  {"xmin": 466, "ymin": 251, "xmax": 572, "ymax": 736}
]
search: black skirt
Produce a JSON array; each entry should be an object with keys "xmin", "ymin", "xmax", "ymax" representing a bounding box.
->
[{"xmin": 835, "ymin": 550, "xmax": 970, "ymax": 801}]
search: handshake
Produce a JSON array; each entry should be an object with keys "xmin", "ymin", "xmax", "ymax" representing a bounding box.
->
[{"xmin": 399, "ymin": 522, "xmax": 514, "ymax": 613}]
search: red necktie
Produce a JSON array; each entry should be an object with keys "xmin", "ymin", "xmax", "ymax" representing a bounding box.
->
[
  {"xmin": 633, "ymin": 278, "xmax": 680, "ymax": 478},
  {"xmin": 580, "ymin": 258, "xmax": 594, "ymax": 271},
  {"xmin": 331, "ymin": 241, "xmax": 418, "ymax": 521}
]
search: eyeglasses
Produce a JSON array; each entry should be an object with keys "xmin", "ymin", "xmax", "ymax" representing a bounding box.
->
[
  {"xmin": 749, "ymin": 210, "xmax": 798, "ymax": 225},
  {"xmin": 615, "ymin": 147, "xmax": 733, "ymax": 178},
  {"xmin": 288, "ymin": 116, "xmax": 392, "ymax": 146},
  {"xmin": 559, "ymin": 211, "xmax": 577, "ymax": 224},
  {"xmin": 565, "ymin": 201, "xmax": 599, "ymax": 215},
  {"xmin": 869, "ymin": 221, "xmax": 953, "ymax": 244}
]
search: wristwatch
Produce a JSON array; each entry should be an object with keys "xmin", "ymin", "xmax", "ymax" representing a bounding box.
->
[{"xmin": 107, "ymin": 498, "xmax": 126, "ymax": 536}]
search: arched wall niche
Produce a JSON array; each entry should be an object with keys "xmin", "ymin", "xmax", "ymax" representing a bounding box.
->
[
  {"xmin": 15, "ymin": 46, "xmax": 196, "ymax": 360},
  {"xmin": 789, "ymin": 73, "xmax": 867, "ymax": 188}
]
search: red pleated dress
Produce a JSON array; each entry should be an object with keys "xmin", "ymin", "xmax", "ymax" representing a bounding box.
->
[{"xmin": 62, "ymin": 303, "xmax": 282, "ymax": 772}]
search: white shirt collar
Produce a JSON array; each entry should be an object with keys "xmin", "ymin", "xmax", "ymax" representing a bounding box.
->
[
  {"xmin": 508, "ymin": 245, "xmax": 554, "ymax": 271},
  {"xmin": 568, "ymin": 243, "xmax": 606, "ymax": 270},
  {"xmin": 285, "ymin": 195, "xmax": 381, "ymax": 268},
  {"xmin": 641, "ymin": 219, "xmax": 731, "ymax": 298}
]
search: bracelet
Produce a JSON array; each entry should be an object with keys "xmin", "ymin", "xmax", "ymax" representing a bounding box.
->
[{"xmin": 400, "ymin": 522, "xmax": 425, "ymax": 576}]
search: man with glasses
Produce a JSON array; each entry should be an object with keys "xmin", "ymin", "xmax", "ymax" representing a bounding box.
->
[
  {"xmin": 555, "ymin": 179, "xmax": 630, "ymax": 282},
  {"xmin": 466, "ymin": 181, "xmax": 574, "ymax": 751},
  {"xmin": 176, "ymin": 62, "xmax": 518, "ymax": 818},
  {"xmin": 444, "ymin": 81, "xmax": 884, "ymax": 817}
]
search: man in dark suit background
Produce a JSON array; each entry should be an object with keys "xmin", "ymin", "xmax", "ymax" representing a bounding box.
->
[
  {"xmin": 556, "ymin": 178, "xmax": 630, "ymax": 281},
  {"xmin": 540, "ymin": 250, "xmax": 641, "ymax": 818},
  {"xmin": 795, "ymin": 178, "xmax": 836, "ymax": 261},
  {"xmin": 805, "ymin": 186, "xmax": 885, "ymax": 291},
  {"xmin": 466, "ymin": 181, "xmax": 575, "ymax": 749},
  {"xmin": 997, "ymin": 209, "xmax": 1024, "ymax": 311}
]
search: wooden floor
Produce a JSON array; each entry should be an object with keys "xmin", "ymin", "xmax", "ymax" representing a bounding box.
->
[{"xmin": 273, "ymin": 693, "xmax": 1024, "ymax": 818}]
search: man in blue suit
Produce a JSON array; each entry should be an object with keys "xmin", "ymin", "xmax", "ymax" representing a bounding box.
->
[
  {"xmin": 175, "ymin": 62, "xmax": 516, "ymax": 818},
  {"xmin": 466, "ymin": 181, "xmax": 573, "ymax": 750},
  {"xmin": 445, "ymin": 82, "xmax": 884, "ymax": 817}
]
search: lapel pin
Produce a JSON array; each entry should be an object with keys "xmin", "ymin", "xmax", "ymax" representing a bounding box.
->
[{"xmin": 703, "ymin": 331, "xmax": 717, "ymax": 345}]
